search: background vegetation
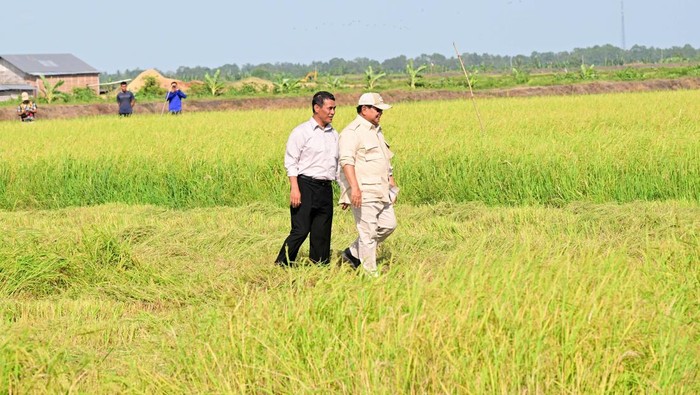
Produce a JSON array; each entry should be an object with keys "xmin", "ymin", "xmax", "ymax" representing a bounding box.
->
[
  {"xmin": 103, "ymin": 43, "xmax": 700, "ymax": 83},
  {"xmin": 3, "ymin": 45, "xmax": 697, "ymax": 108}
]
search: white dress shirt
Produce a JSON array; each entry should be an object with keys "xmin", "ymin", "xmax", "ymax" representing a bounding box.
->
[{"xmin": 284, "ymin": 117, "xmax": 339, "ymax": 180}]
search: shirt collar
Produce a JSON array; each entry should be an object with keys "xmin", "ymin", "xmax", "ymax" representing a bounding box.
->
[
  {"xmin": 356, "ymin": 115, "xmax": 379, "ymax": 132},
  {"xmin": 309, "ymin": 117, "xmax": 334, "ymax": 132}
]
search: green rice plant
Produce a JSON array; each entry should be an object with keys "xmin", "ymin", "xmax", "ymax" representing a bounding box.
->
[{"xmin": 0, "ymin": 90, "xmax": 697, "ymax": 210}]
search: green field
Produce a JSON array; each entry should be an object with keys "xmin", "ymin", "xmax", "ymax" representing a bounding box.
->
[{"xmin": 0, "ymin": 90, "xmax": 698, "ymax": 393}]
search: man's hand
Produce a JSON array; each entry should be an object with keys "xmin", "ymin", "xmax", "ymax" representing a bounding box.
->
[
  {"xmin": 389, "ymin": 176, "xmax": 398, "ymax": 204},
  {"xmin": 350, "ymin": 187, "xmax": 362, "ymax": 208},
  {"xmin": 290, "ymin": 186, "xmax": 301, "ymax": 208}
]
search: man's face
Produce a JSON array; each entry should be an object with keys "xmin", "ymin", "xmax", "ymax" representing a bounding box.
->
[
  {"xmin": 314, "ymin": 99, "xmax": 336, "ymax": 126},
  {"xmin": 120, "ymin": 84, "xmax": 127, "ymax": 92},
  {"xmin": 171, "ymin": 83, "xmax": 177, "ymax": 91},
  {"xmin": 361, "ymin": 105, "xmax": 383, "ymax": 126}
]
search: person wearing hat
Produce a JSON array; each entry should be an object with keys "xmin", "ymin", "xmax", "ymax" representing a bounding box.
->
[
  {"xmin": 338, "ymin": 92, "xmax": 399, "ymax": 276},
  {"xmin": 274, "ymin": 91, "xmax": 339, "ymax": 267},
  {"xmin": 17, "ymin": 92, "xmax": 37, "ymax": 122},
  {"xmin": 116, "ymin": 81, "xmax": 136, "ymax": 116}
]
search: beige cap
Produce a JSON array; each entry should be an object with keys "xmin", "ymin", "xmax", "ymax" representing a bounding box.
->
[
  {"xmin": 21, "ymin": 92, "xmax": 29, "ymax": 101},
  {"xmin": 358, "ymin": 92, "xmax": 391, "ymax": 110}
]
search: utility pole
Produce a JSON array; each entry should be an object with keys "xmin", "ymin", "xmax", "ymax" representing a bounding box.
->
[{"xmin": 621, "ymin": 0, "xmax": 627, "ymax": 50}]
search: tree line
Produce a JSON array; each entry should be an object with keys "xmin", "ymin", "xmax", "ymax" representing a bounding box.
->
[{"xmin": 101, "ymin": 44, "xmax": 700, "ymax": 83}]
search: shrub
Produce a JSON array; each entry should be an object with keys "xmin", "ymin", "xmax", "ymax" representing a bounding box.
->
[
  {"xmin": 72, "ymin": 87, "xmax": 98, "ymax": 102},
  {"xmin": 138, "ymin": 76, "xmax": 166, "ymax": 98},
  {"xmin": 511, "ymin": 68, "xmax": 531, "ymax": 84},
  {"xmin": 615, "ymin": 68, "xmax": 643, "ymax": 81}
]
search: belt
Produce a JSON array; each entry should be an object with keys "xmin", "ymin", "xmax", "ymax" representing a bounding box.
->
[{"xmin": 298, "ymin": 174, "xmax": 333, "ymax": 187}]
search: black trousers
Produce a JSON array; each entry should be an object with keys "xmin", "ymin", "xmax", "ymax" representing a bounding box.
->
[{"xmin": 276, "ymin": 176, "xmax": 333, "ymax": 265}]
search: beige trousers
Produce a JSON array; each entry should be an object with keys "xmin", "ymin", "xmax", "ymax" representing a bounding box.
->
[{"xmin": 349, "ymin": 201, "xmax": 397, "ymax": 273}]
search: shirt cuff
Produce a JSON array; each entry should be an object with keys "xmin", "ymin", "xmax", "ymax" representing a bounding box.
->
[{"xmin": 339, "ymin": 158, "xmax": 355, "ymax": 168}]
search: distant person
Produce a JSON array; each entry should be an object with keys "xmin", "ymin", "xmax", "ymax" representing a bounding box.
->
[
  {"xmin": 275, "ymin": 91, "xmax": 338, "ymax": 267},
  {"xmin": 338, "ymin": 93, "xmax": 398, "ymax": 277},
  {"xmin": 116, "ymin": 81, "xmax": 135, "ymax": 116},
  {"xmin": 17, "ymin": 92, "xmax": 37, "ymax": 122},
  {"xmin": 166, "ymin": 81, "xmax": 187, "ymax": 114}
]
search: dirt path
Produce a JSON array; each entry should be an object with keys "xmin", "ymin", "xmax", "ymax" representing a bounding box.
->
[{"xmin": 2, "ymin": 77, "xmax": 699, "ymax": 122}]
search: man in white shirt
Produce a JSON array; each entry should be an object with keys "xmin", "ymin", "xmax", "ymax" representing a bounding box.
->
[
  {"xmin": 337, "ymin": 93, "xmax": 398, "ymax": 276},
  {"xmin": 275, "ymin": 91, "xmax": 339, "ymax": 266}
]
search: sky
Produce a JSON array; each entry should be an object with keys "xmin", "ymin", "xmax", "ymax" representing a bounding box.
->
[{"xmin": 4, "ymin": 0, "xmax": 699, "ymax": 73}]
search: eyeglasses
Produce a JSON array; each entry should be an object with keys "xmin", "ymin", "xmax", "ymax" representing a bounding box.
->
[{"xmin": 366, "ymin": 105, "xmax": 382, "ymax": 113}]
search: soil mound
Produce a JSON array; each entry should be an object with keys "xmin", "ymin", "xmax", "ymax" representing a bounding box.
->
[
  {"xmin": 127, "ymin": 69, "xmax": 187, "ymax": 93},
  {"xmin": 232, "ymin": 77, "xmax": 274, "ymax": 93}
]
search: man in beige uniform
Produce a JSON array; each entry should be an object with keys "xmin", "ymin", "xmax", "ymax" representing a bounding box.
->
[{"xmin": 338, "ymin": 93, "xmax": 398, "ymax": 276}]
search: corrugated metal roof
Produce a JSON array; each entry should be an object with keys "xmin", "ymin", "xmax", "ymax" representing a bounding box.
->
[
  {"xmin": 0, "ymin": 54, "xmax": 99, "ymax": 76},
  {"xmin": 0, "ymin": 84, "xmax": 36, "ymax": 91}
]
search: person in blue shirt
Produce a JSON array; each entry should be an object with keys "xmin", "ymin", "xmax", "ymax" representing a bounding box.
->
[
  {"xmin": 116, "ymin": 82, "xmax": 135, "ymax": 116},
  {"xmin": 166, "ymin": 81, "xmax": 187, "ymax": 114}
]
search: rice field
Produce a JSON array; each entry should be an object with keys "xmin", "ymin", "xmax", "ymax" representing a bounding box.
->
[{"xmin": 0, "ymin": 90, "xmax": 698, "ymax": 393}]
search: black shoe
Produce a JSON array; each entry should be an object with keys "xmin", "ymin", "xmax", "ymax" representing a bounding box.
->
[{"xmin": 341, "ymin": 248, "xmax": 361, "ymax": 269}]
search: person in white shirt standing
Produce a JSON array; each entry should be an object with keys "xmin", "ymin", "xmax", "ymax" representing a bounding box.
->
[{"xmin": 275, "ymin": 91, "xmax": 338, "ymax": 266}]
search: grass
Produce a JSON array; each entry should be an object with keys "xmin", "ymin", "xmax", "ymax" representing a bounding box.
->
[
  {"xmin": 0, "ymin": 90, "xmax": 698, "ymax": 209},
  {"xmin": 0, "ymin": 89, "xmax": 698, "ymax": 393},
  {"xmin": 0, "ymin": 201, "xmax": 698, "ymax": 393}
]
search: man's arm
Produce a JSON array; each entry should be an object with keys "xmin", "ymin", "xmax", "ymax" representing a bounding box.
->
[
  {"xmin": 179, "ymin": 90, "xmax": 187, "ymax": 99},
  {"xmin": 342, "ymin": 164, "xmax": 362, "ymax": 208},
  {"xmin": 284, "ymin": 128, "xmax": 305, "ymax": 207},
  {"xmin": 130, "ymin": 93, "xmax": 136, "ymax": 108},
  {"xmin": 339, "ymin": 130, "xmax": 361, "ymax": 208}
]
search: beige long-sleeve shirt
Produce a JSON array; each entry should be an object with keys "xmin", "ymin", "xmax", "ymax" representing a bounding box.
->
[{"xmin": 338, "ymin": 115, "xmax": 394, "ymax": 204}]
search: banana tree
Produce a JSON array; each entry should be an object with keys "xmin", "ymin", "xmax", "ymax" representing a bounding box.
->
[
  {"xmin": 204, "ymin": 69, "xmax": 226, "ymax": 96},
  {"xmin": 324, "ymin": 76, "xmax": 345, "ymax": 89},
  {"xmin": 364, "ymin": 66, "xmax": 386, "ymax": 90},
  {"xmin": 406, "ymin": 60, "xmax": 427, "ymax": 89},
  {"xmin": 273, "ymin": 76, "xmax": 301, "ymax": 94},
  {"xmin": 39, "ymin": 74, "xmax": 67, "ymax": 103}
]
